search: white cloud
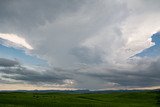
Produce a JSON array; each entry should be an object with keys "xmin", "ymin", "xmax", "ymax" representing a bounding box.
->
[{"xmin": 0, "ymin": 33, "xmax": 33, "ymax": 50}]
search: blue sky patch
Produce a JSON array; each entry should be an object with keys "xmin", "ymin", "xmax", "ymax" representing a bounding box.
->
[
  {"xmin": 134, "ymin": 32, "xmax": 160, "ymax": 57},
  {"xmin": 0, "ymin": 44, "xmax": 47, "ymax": 67}
]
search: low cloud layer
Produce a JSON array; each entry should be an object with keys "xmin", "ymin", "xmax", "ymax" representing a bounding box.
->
[
  {"xmin": 0, "ymin": 58, "xmax": 19, "ymax": 67},
  {"xmin": 0, "ymin": 58, "xmax": 73, "ymax": 88}
]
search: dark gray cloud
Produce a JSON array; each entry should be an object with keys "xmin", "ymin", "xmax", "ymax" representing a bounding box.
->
[
  {"xmin": 1, "ymin": 67, "xmax": 70, "ymax": 85},
  {"xmin": 74, "ymin": 58, "xmax": 160, "ymax": 89},
  {"xmin": 1, "ymin": 55, "xmax": 160, "ymax": 89},
  {"xmin": 0, "ymin": 58, "xmax": 19, "ymax": 67},
  {"xmin": 0, "ymin": 65, "xmax": 71, "ymax": 85}
]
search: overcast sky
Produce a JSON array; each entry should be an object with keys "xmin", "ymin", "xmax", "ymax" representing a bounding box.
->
[{"xmin": 0, "ymin": 0, "xmax": 160, "ymax": 90}]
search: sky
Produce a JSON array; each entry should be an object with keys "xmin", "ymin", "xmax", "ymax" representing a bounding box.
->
[
  {"xmin": 0, "ymin": 0, "xmax": 160, "ymax": 90},
  {"xmin": 134, "ymin": 32, "xmax": 160, "ymax": 57}
]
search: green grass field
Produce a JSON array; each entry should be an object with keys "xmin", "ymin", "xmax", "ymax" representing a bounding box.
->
[{"xmin": 0, "ymin": 91, "xmax": 159, "ymax": 107}]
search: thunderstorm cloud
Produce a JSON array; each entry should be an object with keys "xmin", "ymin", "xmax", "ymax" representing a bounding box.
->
[{"xmin": 0, "ymin": 0, "xmax": 160, "ymax": 90}]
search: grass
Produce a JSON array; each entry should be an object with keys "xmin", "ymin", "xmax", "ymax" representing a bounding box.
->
[{"xmin": 0, "ymin": 91, "xmax": 159, "ymax": 107}]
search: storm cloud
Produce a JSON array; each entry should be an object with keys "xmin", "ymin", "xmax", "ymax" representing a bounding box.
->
[{"xmin": 0, "ymin": 0, "xmax": 160, "ymax": 90}]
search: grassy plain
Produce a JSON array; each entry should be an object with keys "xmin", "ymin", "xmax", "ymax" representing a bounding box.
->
[{"xmin": 0, "ymin": 91, "xmax": 159, "ymax": 107}]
